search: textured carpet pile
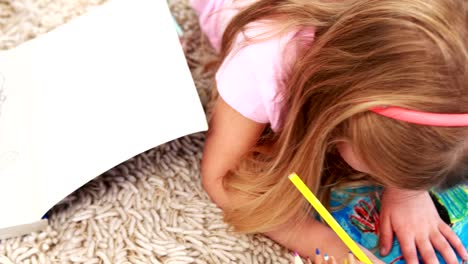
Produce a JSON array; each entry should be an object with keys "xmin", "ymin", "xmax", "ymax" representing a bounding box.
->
[{"xmin": 0, "ymin": 0, "xmax": 292, "ymax": 263}]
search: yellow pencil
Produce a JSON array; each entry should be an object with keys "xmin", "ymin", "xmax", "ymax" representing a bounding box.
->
[{"xmin": 288, "ymin": 173, "xmax": 373, "ymax": 264}]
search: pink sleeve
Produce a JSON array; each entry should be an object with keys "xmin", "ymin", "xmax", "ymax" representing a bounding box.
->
[
  {"xmin": 215, "ymin": 25, "xmax": 314, "ymax": 130},
  {"xmin": 216, "ymin": 42, "xmax": 270, "ymax": 124}
]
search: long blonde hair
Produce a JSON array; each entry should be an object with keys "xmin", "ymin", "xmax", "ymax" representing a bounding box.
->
[{"xmin": 219, "ymin": 0, "xmax": 468, "ymax": 234}]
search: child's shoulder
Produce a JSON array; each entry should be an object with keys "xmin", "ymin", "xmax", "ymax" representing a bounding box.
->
[{"xmin": 216, "ymin": 25, "xmax": 315, "ymax": 130}]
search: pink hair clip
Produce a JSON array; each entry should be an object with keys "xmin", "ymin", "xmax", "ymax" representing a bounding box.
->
[{"xmin": 370, "ymin": 106, "xmax": 468, "ymax": 127}]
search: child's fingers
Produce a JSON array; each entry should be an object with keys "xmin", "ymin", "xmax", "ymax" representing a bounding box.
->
[
  {"xmin": 346, "ymin": 252, "xmax": 355, "ymax": 264},
  {"xmin": 344, "ymin": 252, "xmax": 384, "ymax": 264},
  {"xmin": 430, "ymin": 231, "xmax": 458, "ymax": 264},
  {"xmin": 314, "ymin": 252, "xmax": 323, "ymax": 264},
  {"xmin": 416, "ymin": 237, "xmax": 440, "ymax": 264},
  {"xmin": 378, "ymin": 214, "xmax": 393, "ymax": 256},
  {"xmin": 439, "ymin": 221, "xmax": 468, "ymax": 261},
  {"xmin": 398, "ymin": 235, "xmax": 419, "ymax": 264}
]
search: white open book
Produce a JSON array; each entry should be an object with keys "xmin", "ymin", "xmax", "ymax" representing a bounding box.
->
[{"xmin": 0, "ymin": 0, "xmax": 207, "ymax": 238}]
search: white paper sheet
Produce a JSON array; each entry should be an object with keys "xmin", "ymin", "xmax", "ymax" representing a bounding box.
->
[{"xmin": 0, "ymin": 0, "xmax": 207, "ymax": 230}]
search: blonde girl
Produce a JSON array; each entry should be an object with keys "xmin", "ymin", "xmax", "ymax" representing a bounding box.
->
[{"xmin": 192, "ymin": 0, "xmax": 468, "ymax": 263}]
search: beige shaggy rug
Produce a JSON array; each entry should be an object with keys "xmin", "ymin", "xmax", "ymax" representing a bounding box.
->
[{"xmin": 0, "ymin": 0, "xmax": 293, "ymax": 263}]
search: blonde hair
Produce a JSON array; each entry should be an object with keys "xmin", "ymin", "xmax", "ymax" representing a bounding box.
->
[{"xmin": 218, "ymin": 0, "xmax": 468, "ymax": 234}]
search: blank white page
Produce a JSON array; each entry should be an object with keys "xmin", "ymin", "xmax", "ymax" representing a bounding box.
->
[{"xmin": 0, "ymin": 0, "xmax": 207, "ymax": 229}]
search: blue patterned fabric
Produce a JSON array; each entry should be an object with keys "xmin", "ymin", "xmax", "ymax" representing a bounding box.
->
[{"xmin": 328, "ymin": 185, "xmax": 468, "ymax": 263}]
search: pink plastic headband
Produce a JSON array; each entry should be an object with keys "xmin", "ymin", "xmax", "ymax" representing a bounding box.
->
[{"xmin": 371, "ymin": 106, "xmax": 468, "ymax": 127}]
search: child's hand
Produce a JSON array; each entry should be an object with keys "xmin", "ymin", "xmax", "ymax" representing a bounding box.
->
[
  {"xmin": 379, "ymin": 188, "xmax": 468, "ymax": 264},
  {"xmin": 311, "ymin": 249, "xmax": 384, "ymax": 264},
  {"xmin": 310, "ymin": 246, "xmax": 384, "ymax": 264}
]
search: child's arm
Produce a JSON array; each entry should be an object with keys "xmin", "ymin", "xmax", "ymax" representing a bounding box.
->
[
  {"xmin": 202, "ymin": 98, "xmax": 382, "ymax": 263},
  {"xmin": 201, "ymin": 97, "xmax": 266, "ymax": 207}
]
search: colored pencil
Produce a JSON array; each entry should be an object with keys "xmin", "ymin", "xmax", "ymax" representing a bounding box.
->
[{"xmin": 288, "ymin": 173, "xmax": 373, "ymax": 264}]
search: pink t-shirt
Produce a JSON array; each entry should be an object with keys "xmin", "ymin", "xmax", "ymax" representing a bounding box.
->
[{"xmin": 191, "ymin": 0, "xmax": 314, "ymax": 131}]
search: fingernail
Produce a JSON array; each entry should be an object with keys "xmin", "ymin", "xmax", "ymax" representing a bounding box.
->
[
  {"xmin": 315, "ymin": 248, "xmax": 320, "ymax": 255},
  {"xmin": 294, "ymin": 251, "xmax": 299, "ymax": 256},
  {"xmin": 380, "ymin": 247, "xmax": 386, "ymax": 255},
  {"xmin": 324, "ymin": 253, "xmax": 329, "ymax": 261}
]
